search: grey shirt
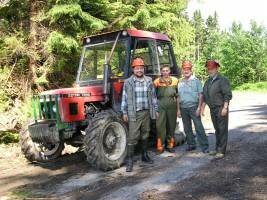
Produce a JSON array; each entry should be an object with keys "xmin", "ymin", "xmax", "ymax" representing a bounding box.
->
[{"xmin": 178, "ymin": 75, "xmax": 203, "ymax": 108}]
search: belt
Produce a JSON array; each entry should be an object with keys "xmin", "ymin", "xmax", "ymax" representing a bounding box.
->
[
  {"xmin": 209, "ymin": 105, "xmax": 223, "ymax": 109},
  {"xmin": 158, "ymin": 96, "xmax": 176, "ymax": 99},
  {"xmin": 136, "ymin": 109, "xmax": 149, "ymax": 112}
]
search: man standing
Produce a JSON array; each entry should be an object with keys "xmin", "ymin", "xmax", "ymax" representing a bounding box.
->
[
  {"xmin": 177, "ymin": 61, "xmax": 209, "ymax": 153},
  {"xmin": 154, "ymin": 65, "xmax": 178, "ymax": 153},
  {"xmin": 201, "ymin": 60, "xmax": 232, "ymax": 159},
  {"xmin": 121, "ymin": 57, "xmax": 159, "ymax": 172}
]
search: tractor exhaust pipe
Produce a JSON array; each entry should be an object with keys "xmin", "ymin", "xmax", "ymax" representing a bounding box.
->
[
  {"xmin": 103, "ymin": 32, "xmax": 121, "ymax": 102},
  {"xmin": 103, "ymin": 63, "xmax": 111, "ymax": 97}
]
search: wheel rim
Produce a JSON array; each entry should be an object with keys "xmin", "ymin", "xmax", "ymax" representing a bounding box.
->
[
  {"xmin": 102, "ymin": 122, "xmax": 127, "ymax": 161},
  {"xmin": 35, "ymin": 142, "xmax": 61, "ymax": 157}
]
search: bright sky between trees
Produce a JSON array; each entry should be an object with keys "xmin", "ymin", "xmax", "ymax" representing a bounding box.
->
[{"xmin": 187, "ymin": 0, "xmax": 267, "ymax": 30}]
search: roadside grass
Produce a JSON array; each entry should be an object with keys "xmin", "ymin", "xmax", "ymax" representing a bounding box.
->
[
  {"xmin": 5, "ymin": 189, "xmax": 33, "ymax": 200},
  {"xmin": 234, "ymin": 81, "xmax": 267, "ymax": 92},
  {"xmin": 0, "ymin": 131, "xmax": 19, "ymax": 144}
]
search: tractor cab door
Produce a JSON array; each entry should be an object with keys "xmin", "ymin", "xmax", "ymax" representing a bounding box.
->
[{"xmin": 108, "ymin": 40, "xmax": 130, "ymax": 112}]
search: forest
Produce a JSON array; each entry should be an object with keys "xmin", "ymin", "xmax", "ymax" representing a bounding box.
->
[{"xmin": 0, "ymin": 0, "xmax": 267, "ymax": 141}]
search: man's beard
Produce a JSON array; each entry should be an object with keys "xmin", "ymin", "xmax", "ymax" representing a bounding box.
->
[{"xmin": 135, "ymin": 73, "xmax": 144, "ymax": 78}]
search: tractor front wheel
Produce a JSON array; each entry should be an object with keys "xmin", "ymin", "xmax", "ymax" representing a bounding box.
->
[
  {"xmin": 19, "ymin": 129, "xmax": 64, "ymax": 162},
  {"xmin": 84, "ymin": 113, "xmax": 128, "ymax": 171}
]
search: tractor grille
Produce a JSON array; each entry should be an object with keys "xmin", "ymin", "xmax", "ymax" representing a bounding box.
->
[{"xmin": 32, "ymin": 94, "xmax": 61, "ymax": 122}]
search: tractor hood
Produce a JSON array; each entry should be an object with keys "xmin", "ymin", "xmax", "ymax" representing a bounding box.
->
[{"xmin": 41, "ymin": 85, "xmax": 104, "ymax": 97}]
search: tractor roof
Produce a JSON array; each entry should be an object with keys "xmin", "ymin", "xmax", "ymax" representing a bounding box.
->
[{"xmin": 83, "ymin": 29, "xmax": 171, "ymax": 45}]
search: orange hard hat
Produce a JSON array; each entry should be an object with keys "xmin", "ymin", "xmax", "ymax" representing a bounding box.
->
[
  {"xmin": 205, "ymin": 60, "xmax": 220, "ymax": 69},
  {"xmin": 182, "ymin": 61, "xmax": 192, "ymax": 70},
  {"xmin": 131, "ymin": 57, "xmax": 145, "ymax": 68}
]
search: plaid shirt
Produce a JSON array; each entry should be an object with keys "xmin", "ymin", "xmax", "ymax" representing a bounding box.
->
[
  {"xmin": 121, "ymin": 75, "xmax": 158, "ymax": 115},
  {"xmin": 134, "ymin": 77, "xmax": 149, "ymax": 111}
]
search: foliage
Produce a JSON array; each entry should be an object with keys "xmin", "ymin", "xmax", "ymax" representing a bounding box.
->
[
  {"xmin": 0, "ymin": 35, "xmax": 30, "ymax": 112},
  {"xmin": 219, "ymin": 21, "xmax": 267, "ymax": 87},
  {"xmin": 1, "ymin": 1, "xmax": 267, "ymax": 135},
  {"xmin": 192, "ymin": 10, "xmax": 206, "ymax": 61},
  {"xmin": 0, "ymin": 131, "xmax": 19, "ymax": 144},
  {"xmin": 191, "ymin": 12, "xmax": 267, "ymax": 88},
  {"xmin": 235, "ymin": 81, "xmax": 267, "ymax": 92},
  {"xmin": 0, "ymin": 0, "xmax": 194, "ymax": 133}
]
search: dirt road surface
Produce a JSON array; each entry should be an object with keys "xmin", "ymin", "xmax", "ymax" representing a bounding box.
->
[{"xmin": 0, "ymin": 92, "xmax": 266, "ymax": 200}]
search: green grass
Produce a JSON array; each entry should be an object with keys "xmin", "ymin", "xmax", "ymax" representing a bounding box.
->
[
  {"xmin": 0, "ymin": 131, "xmax": 19, "ymax": 144},
  {"xmin": 234, "ymin": 81, "xmax": 267, "ymax": 92},
  {"xmin": 9, "ymin": 189, "xmax": 33, "ymax": 200}
]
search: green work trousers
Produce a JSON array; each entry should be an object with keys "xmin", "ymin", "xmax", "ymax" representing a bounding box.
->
[
  {"xmin": 128, "ymin": 110, "xmax": 150, "ymax": 145},
  {"xmin": 156, "ymin": 97, "xmax": 177, "ymax": 147}
]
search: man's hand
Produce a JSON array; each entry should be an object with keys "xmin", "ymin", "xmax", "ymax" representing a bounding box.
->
[
  {"xmin": 195, "ymin": 107, "xmax": 201, "ymax": 117},
  {"xmin": 177, "ymin": 110, "xmax": 181, "ymax": 118},
  {"xmin": 123, "ymin": 114, "xmax": 128, "ymax": 122},
  {"xmin": 221, "ymin": 107, "xmax": 228, "ymax": 117},
  {"xmin": 221, "ymin": 102, "xmax": 229, "ymax": 117},
  {"xmin": 156, "ymin": 112, "xmax": 160, "ymax": 119}
]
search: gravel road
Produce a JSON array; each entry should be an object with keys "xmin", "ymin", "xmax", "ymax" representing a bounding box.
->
[{"xmin": 0, "ymin": 91, "xmax": 266, "ymax": 200}]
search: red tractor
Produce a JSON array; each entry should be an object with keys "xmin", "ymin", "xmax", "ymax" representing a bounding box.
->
[{"xmin": 20, "ymin": 29, "xmax": 184, "ymax": 171}]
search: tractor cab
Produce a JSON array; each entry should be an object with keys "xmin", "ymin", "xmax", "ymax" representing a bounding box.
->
[
  {"xmin": 77, "ymin": 30, "xmax": 179, "ymax": 87},
  {"xmin": 76, "ymin": 29, "xmax": 180, "ymax": 112}
]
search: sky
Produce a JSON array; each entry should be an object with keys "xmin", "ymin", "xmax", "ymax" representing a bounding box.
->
[{"xmin": 187, "ymin": 0, "xmax": 267, "ymax": 30}]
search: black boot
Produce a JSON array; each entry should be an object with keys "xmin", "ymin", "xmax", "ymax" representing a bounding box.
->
[
  {"xmin": 126, "ymin": 145, "xmax": 134, "ymax": 172},
  {"xmin": 166, "ymin": 147, "xmax": 175, "ymax": 153},
  {"xmin": 141, "ymin": 139, "xmax": 153, "ymax": 164}
]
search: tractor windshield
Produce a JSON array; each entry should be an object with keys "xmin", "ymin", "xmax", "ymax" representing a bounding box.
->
[{"xmin": 78, "ymin": 40, "xmax": 127, "ymax": 84}]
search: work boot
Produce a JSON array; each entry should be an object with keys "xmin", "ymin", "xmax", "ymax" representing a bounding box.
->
[
  {"xmin": 166, "ymin": 148, "xmax": 175, "ymax": 153},
  {"xmin": 141, "ymin": 139, "xmax": 153, "ymax": 164},
  {"xmin": 167, "ymin": 137, "xmax": 175, "ymax": 153},
  {"xmin": 126, "ymin": 145, "xmax": 134, "ymax": 172},
  {"xmin": 126, "ymin": 158, "xmax": 133, "ymax": 172},
  {"xmin": 156, "ymin": 138, "xmax": 164, "ymax": 154},
  {"xmin": 202, "ymin": 148, "xmax": 210, "ymax": 154},
  {"xmin": 186, "ymin": 145, "xmax": 196, "ymax": 151}
]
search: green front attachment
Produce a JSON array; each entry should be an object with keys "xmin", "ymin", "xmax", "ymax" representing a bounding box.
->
[{"xmin": 32, "ymin": 94, "xmax": 61, "ymax": 125}]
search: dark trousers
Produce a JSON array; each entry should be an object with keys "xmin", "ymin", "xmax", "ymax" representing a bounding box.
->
[
  {"xmin": 181, "ymin": 106, "xmax": 209, "ymax": 150},
  {"xmin": 210, "ymin": 106, "xmax": 229, "ymax": 154}
]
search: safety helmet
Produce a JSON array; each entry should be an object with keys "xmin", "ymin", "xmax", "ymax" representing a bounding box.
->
[
  {"xmin": 182, "ymin": 61, "xmax": 192, "ymax": 70},
  {"xmin": 205, "ymin": 60, "xmax": 220, "ymax": 69},
  {"xmin": 131, "ymin": 57, "xmax": 145, "ymax": 68}
]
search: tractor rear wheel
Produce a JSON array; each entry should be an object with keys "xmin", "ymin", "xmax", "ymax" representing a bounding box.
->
[
  {"xmin": 84, "ymin": 113, "xmax": 128, "ymax": 171},
  {"xmin": 19, "ymin": 129, "xmax": 64, "ymax": 162}
]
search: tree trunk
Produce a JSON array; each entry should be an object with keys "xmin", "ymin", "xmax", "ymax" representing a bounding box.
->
[{"xmin": 28, "ymin": 0, "xmax": 44, "ymax": 92}]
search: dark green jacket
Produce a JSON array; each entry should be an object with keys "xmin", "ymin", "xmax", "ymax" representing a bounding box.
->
[{"xmin": 203, "ymin": 73, "xmax": 232, "ymax": 107}]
